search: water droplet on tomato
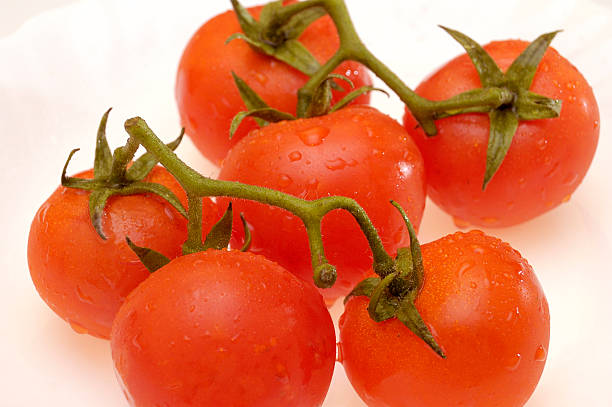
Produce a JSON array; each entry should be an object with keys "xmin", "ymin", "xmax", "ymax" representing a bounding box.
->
[
  {"xmin": 68, "ymin": 320, "xmax": 89, "ymax": 335},
  {"xmin": 278, "ymin": 174, "xmax": 292, "ymax": 188},
  {"xmin": 288, "ymin": 151, "xmax": 302, "ymax": 162},
  {"xmin": 132, "ymin": 333, "xmax": 143, "ymax": 351},
  {"xmin": 541, "ymin": 63, "xmax": 550, "ymax": 72},
  {"xmin": 563, "ymin": 172, "xmax": 579, "ymax": 186},
  {"xmin": 480, "ymin": 217, "xmax": 498, "ymax": 225},
  {"xmin": 163, "ymin": 206, "xmax": 175, "ymax": 220},
  {"xmin": 298, "ymin": 126, "xmax": 329, "ymax": 146},
  {"xmin": 325, "ymin": 157, "xmax": 347, "ymax": 171},
  {"xmin": 453, "ymin": 217, "xmax": 470, "ymax": 229},
  {"xmin": 594, "ymin": 120, "xmax": 599, "ymax": 129},
  {"xmin": 471, "ymin": 244, "xmax": 485, "ymax": 255},
  {"xmin": 537, "ymin": 138, "xmax": 548, "ymax": 150},
  {"xmin": 505, "ymin": 353, "xmax": 522, "ymax": 371},
  {"xmin": 336, "ymin": 342, "xmax": 344, "ymax": 363},
  {"xmin": 254, "ymin": 72, "xmax": 268, "ymax": 85},
  {"xmin": 534, "ymin": 345, "xmax": 547, "ymax": 362},
  {"xmin": 562, "ymin": 194, "xmax": 572, "ymax": 203},
  {"xmin": 568, "ymin": 95, "xmax": 576, "ymax": 103},
  {"xmin": 76, "ymin": 285, "xmax": 94, "ymax": 304}
]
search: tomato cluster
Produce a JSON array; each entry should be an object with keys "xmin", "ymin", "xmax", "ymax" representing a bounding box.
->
[{"xmin": 27, "ymin": 1, "xmax": 600, "ymax": 406}]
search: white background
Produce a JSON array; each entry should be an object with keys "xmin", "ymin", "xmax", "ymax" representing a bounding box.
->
[{"xmin": 1, "ymin": 0, "xmax": 611, "ymax": 406}]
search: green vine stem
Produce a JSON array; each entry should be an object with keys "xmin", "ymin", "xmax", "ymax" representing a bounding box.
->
[
  {"xmin": 124, "ymin": 117, "xmax": 396, "ymax": 288},
  {"xmin": 260, "ymin": 0, "xmax": 515, "ymax": 133}
]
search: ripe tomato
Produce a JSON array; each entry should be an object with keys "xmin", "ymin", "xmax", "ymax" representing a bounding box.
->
[
  {"xmin": 176, "ymin": 3, "xmax": 372, "ymax": 165},
  {"xmin": 404, "ymin": 40, "xmax": 599, "ymax": 227},
  {"xmin": 339, "ymin": 230, "xmax": 550, "ymax": 407},
  {"xmin": 111, "ymin": 249, "xmax": 336, "ymax": 407},
  {"xmin": 27, "ymin": 166, "xmax": 217, "ymax": 339},
  {"xmin": 218, "ymin": 105, "xmax": 426, "ymax": 303}
]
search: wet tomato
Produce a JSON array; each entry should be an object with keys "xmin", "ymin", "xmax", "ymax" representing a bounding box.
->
[
  {"xmin": 404, "ymin": 40, "xmax": 599, "ymax": 227},
  {"xmin": 219, "ymin": 105, "xmax": 426, "ymax": 303},
  {"xmin": 111, "ymin": 249, "xmax": 336, "ymax": 407},
  {"xmin": 27, "ymin": 166, "xmax": 217, "ymax": 339},
  {"xmin": 340, "ymin": 230, "xmax": 550, "ymax": 407},
  {"xmin": 176, "ymin": 3, "xmax": 372, "ymax": 165}
]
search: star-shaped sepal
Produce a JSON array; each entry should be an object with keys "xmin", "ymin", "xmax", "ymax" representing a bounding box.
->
[{"xmin": 61, "ymin": 108, "xmax": 187, "ymax": 240}]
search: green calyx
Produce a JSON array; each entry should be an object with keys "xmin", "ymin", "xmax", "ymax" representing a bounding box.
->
[
  {"xmin": 345, "ymin": 201, "xmax": 445, "ymax": 358},
  {"xmin": 230, "ymin": 71, "xmax": 380, "ymax": 138},
  {"xmin": 228, "ymin": 0, "xmax": 326, "ymax": 75},
  {"xmin": 61, "ymin": 108, "xmax": 187, "ymax": 240},
  {"xmin": 440, "ymin": 27, "xmax": 562, "ymax": 189}
]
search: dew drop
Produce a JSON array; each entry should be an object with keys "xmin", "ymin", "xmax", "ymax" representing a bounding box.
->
[
  {"xmin": 68, "ymin": 320, "xmax": 89, "ymax": 335},
  {"xmin": 298, "ymin": 126, "xmax": 329, "ymax": 146},
  {"xmin": 594, "ymin": 120, "xmax": 599, "ymax": 129},
  {"xmin": 453, "ymin": 217, "xmax": 470, "ymax": 229},
  {"xmin": 537, "ymin": 138, "xmax": 548, "ymax": 150},
  {"xmin": 471, "ymin": 245, "xmax": 485, "ymax": 255},
  {"xmin": 568, "ymin": 95, "xmax": 576, "ymax": 103},
  {"xmin": 164, "ymin": 206, "xmax": 175, "ymax": 220},
  {"xmin": 288, "ymin": 151, "xmax": 302, "ymax": 162},
  {"xmin": 278, "ymin": 174, "xmax": 292, "ymax": 188},
  {"xmin": 562, "ymin": 194, "xmax": 572, "ymax": 203},
  {"xmin": 505, "ymin": 353, "xmax": 522, "ymax": 371},
  {"xmin": 132, "ymin": 333, "xmax": 143, "ymax": 351},
  {"xmin": 254, "ymin": 72, "xmax": 268, "ymax": 85},
  {"xmin": 481, "ymin": 217, "xmax": 498, "ymax": 225},
  {"xmin": 325, "ymin": 157, "xmax": 347, "ymax": 171},
  {"xmin": 562, "ymin": 173, "xmax": 579, "ymax": 186},
  {"xmin": 336, "ymin": 342, "xmax": 344, "ymax": 363},
  {"xmin": 534, "ymin": 345, "xmax": 547, "ymax": 362},
  {"xmin": 76, "ymin": 285, "xmax": 94, "ymax": 304}
]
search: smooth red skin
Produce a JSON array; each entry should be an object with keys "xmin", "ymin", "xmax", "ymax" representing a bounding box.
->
[
  {"xmin": 176, "ymin": 4, "xmax": 372, "ymax": 166},
  {"xmin": 404, "ymin": 40, "xmax": 599, "ymax": 227},
  {"xmin": 111, "ymin": 250, "xmax": 336, "ymax": 407},
  {"xmin": 27, "ymin": 167, "xmax": 217, "ymax": 339},
  {"xmin": 340, "ymin": 230, "xmax": 550, "ymax": 407},
  {"xmin": 219, "ymin": 106, "xmax": 426, "ymax": 303}
]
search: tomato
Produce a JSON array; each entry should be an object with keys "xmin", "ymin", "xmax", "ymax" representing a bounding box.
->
[
  {"xmin": 404, "ymin": 40, "xmax": 599, "ymax": 227},
  {"xmin": 176, "ymin": 3, "xmax": 372, "ymax": 165},
  {"xmin": 218, "ymin": 105, "xmax": 426, "ymax": 303},
  {"xmin": 111, "ymin": 249, "xmax": 336, "ymax": 407},
  {"xmin": 27, "ymin": 166, "xmax": 218, "ymax": 339},
  {"xmin": 339, "ymin": 230, "xmax": 550, "ymax": 407}
]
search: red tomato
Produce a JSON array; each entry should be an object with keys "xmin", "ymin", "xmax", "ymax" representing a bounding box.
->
[
  {"xmin": 176, "ymin": 4, "xmax": 372, "ymax": 165},
  {"xmin": 404, "ymin": 40, "xmax": 599, "ymax": 227},
  {"xmin": 27, "ymin": 166, "xmax": 217, "ymax": 339},
  {"xmin": 218, "ymin": 105, "xmax": 426, "ymax": 303},
  {"xmin": 111, "ymin": 249, "xmax": 336, "ymax": 407},
  {"xmin": 339, "ymin": 230, "xmax": 550, "ymax": 407}
]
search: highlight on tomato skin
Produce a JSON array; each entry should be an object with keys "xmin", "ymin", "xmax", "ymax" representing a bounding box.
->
[
  {"xmin": 175, "ymin": 3, "xmax": 372, "ymax": 166},
  {"xmin": 27, "ymin": 167, "xmax": 217, "ymax": 339},
  {"xmin": 111, "ymin": 249, "xmax": 337, "ymax": 407},
  {"xmin": 218, "ymin": 105, "xmax": 426, "ymax": 304},
  {"xmin": 339, "ymin": 230, "xmax": 550, "ymax": 407},
  {"xmin": 404, "ymin": 39, "xmax": 599, "ymax": 228}
]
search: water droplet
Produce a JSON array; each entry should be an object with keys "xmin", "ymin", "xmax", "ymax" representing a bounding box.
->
[
  {"xmin": 217, "ymin": 346, "xmax": 227, "ymax": 353},
  {"xmin": 534, "ymin": 345, "xmax": 547, "ymax": 362},
  {"xmin": 567, "ymin": 95, "xmax": 576, "ymax": 103},
  {"xmin": 183, "ymin": 335, "xmax": 192, "ymax": 342},
  {"xmin": 278, "ymin": 174, "xmax": 292, "ymax": 188},
  {"xmin": 565, "ymin": 81, "xmax": 577, "ymax": 90},
  {"xmin": 470, "ymin": 282, "xmax": 477, "ymax": 289},
  {"xmin": 298, "ymin": 126, "xmax": 329, "ymax": 146},
  {"xmin": 562, "ymin": 194, "xmax": 571, "ymax": 203},
  {"xmin": 563, "ymin": 173, "xmax": 578, "ymax": 186},
  {"xmin": 254, "ymin": 72, "xmax": 268, "ymax": 85},
  {"xmin": 189, "ymin": 305, "xmax": 196, "ymax": 313},
  {"xmin": 505, "ymin": 353, "xmax": 522, "ymax": 371},
  {"xmin": 325, "ymin": 157, "xmax": 347, "ymax": 171},
  {"xmin": 164, "ymin": 206, "xmax": 175, "ymax": 220},
  {"xmin": 481, "ymin": 217, "xmax": 498, "ymax": 225},
  {"xmin": 288, "ymin": 151, "xmax": 302, "ymax": 162},
  {"xmin": 537, "ymin": 138, "xmax": 548, "ymax": 150},
  {"xmin": 471, "ymin": 245, "xmax": 484, "ymax": 255},
  {"xmin": 593, "ymin": 120, "xmax": 599, "ymax": 129},
  {"xmin": 336, "ymin": 342, "xmax": 344, "ymax": 363},
  {"xmin": 541, "ymin": 63, "xmax": 550, "ymax": 72},
  {"xmin": 453, "ymin": 217, "xmax": 470, "ymax": 229},
  {"xmin": 231, "ymin": 333, "xmax": 241, "ymax": 342},
  {"xmin": 68, "ymin": 320, "xmax": 89, "ymax": 335},
  {"xmin": 132, "ymin": 333, "xmax": 143, "ymax": 351},
  {"xmin": 76, "ymin": 285, "xmax": 94, "ymax": 304}
]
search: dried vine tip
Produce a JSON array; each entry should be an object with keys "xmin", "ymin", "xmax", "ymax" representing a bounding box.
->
[{"xmin": 314, "ymin": 263, "xmax": 337, "ymax": 288}]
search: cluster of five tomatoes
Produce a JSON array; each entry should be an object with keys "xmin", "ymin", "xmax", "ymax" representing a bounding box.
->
[{"xmin": 27, "ymin": 2, "xmax": 598, "ymax": 407}]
